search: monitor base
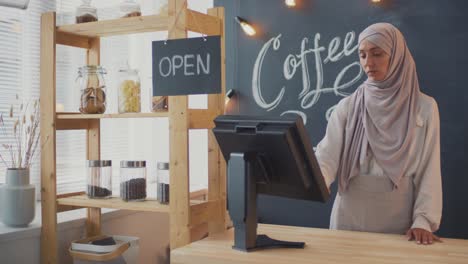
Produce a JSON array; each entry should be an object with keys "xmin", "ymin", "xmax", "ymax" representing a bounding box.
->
[{"xmin": 232, "ymin": 234, "xmax": 305, "ymax": 252}]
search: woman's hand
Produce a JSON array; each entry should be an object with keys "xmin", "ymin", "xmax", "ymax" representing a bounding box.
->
[{"xmin": 406, "ymin": 228, "xmax": 442, "ymax": 245}]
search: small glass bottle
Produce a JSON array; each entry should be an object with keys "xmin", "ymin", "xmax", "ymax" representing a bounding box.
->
[
  {"xmin": 118, "ymin": 67, "xmax": 141, "ymax": 113},
  {"xmin": 86, "ymin": 160, "xmax": 112, "ymax": 199},
  {"xmin": 120, "ymin": 161, "xmax": 147, "ymax": 201},
  {"xmin": 76, "ymin": 0, "xmax": 98, "ymax": 24},
  {"xmin": 157, "ymin": 162, "xmax": 170, "ymax": 204},
  {"xmin": 77, "ymin": 65, "xmax": 107, "ymax": 114},
  {"xmin": 120, "ymin": 0, "xmax": 141, "ymax": 18}
]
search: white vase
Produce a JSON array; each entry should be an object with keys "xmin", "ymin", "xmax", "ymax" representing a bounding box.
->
[{"xmin": 0, "ymin": 168, "xmax": 35, "ymax": 227}]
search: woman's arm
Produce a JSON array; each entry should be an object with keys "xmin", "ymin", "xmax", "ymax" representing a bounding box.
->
[
  {"xmin": 408, "ymin": 98, "xmax": 443, "ymax": 244},
  {"xmin": 315, "ymin": 98, "xmax": 349, "ymax": 190}
]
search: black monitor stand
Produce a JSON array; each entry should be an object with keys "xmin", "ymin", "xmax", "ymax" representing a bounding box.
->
[{"xmin": 228, "ymin": 152, "xmax": 305, "ymax": 252}]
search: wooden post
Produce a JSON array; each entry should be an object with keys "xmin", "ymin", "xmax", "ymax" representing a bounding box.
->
[
  {"xmin": 207, "ymin": 7, "xmax": 227, "ymax": 234},
  {"xmin": 40, "ymin": 12, "xmax": 58, "ymax": 264},
  {"xmin": 86, "ymin": 37, "xmax": 102, "ymax": 237},
  {"xmin": 168, "ymin": 0, "xmax": 190, "ymax": 249}
]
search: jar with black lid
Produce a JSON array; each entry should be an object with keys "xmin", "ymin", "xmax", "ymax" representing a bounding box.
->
[
  {"xmin": 86, "ymin": 160, "xmax": 112, "ymax": 199},
  {"xmin": 157, "ymin": 162, "xmax": 169, "ymax": 204},
  {"xmin": 120, "ymin": 161, "xmax": 147, "ymax": 201}
]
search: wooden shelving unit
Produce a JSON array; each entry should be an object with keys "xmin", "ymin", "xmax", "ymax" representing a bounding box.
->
[
  {"xmin": 57, "ymin": 195, "xmax": 170, "ymax": 213},
  {"xmin": 40, "ymin": 1, "xmax": 226, "ymax": 263},
  {"xmin": 56, "ymin": 112, "xmax": 169, "ymax": 119}
]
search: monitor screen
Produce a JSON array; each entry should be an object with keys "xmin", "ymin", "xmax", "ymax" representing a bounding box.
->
[{"xmin": 213, "ymin": 115, "xmax": 330, "ymax": 203}]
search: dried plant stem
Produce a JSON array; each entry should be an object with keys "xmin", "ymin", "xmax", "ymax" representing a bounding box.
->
[
  {"xmin": 0, "ymin": 153, "xmax": 8, "ymax": 167},
  {"xmin": 17, "ymin": 118, "xmax": 23, "ymax": 168},
  {"xmin": 24, "ymin": 103, "xmax": 39, "ymax": 168},
  {"xmin": 11, "ymin": 144, "xmax": 16, "ymax": 168},
  {"xmin": 1, "ymin": 98, "xmax": 41, "ymax": 169}
]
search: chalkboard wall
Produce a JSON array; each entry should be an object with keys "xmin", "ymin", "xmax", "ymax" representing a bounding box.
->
[{"xmin": 214, "ymin": 0, "xmax": 468, "ymax": 239}]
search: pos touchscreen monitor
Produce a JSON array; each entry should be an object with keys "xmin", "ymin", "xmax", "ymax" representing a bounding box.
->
[{"xmin": 213, "ymin": 115, "xmax": 330, "ymax": 252}]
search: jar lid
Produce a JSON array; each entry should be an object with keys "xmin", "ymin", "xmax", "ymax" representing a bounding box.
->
[
  {"xmin": 121, "ymin": 160, "xmax": 146, "ymax": 168},
  {"xmin": 118, "ymin": 64, "xmax": 139, "ymax": 75},
  {"xmin": 79, "ymin": 65, "xmax": 106, "ymax": 74},
  {"xmin": 76, "ymin": 0, "xmax": 97, "ymax": 14},
  {"xmin": 157, "ymin": 162, "xmax": 169, "ymax": 170},
  {"xmin": 88, "ymin": 160, "xmax": 112, "ymax": 167}
]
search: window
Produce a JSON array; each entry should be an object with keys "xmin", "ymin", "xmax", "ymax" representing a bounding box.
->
[{"xmin": 0, "ymin": 0, "xmax": 54, "ymax": 195}]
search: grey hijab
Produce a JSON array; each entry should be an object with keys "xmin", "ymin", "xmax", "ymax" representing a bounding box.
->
[{"xmin": 337, "ymin": 23, "xmax": 421, "ymax": 193}]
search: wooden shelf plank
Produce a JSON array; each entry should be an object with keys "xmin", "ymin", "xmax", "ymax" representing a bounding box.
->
[
  {"xmin": 56, "ymin": 112, "xmax": 169, "ymax": 119},
  {"xmin": 57, "ymin": 195, "xmax": 170, "ymax": 213},
  {"xmin": 56, "ymin": 31, "xmax": 90, "ymax": 49},
  {"xmin": 57, "ymin": 194, "xmax": 208, "ymax": 213},
  {"xmin": 57, "ymin": 14, "xmax": 170, "ymax": 38},
  {"xmin": 186, "ymin": 10, "xmax": 221, "ymax": 36},
  {"xmin": 56, "ymin": 119, "xmax": 89, "ymax": 130}
]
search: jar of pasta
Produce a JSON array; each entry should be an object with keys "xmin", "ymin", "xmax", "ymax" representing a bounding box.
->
[{"xmin": 118, "ymin": 67, "xmax": 141, "ymax": 113}]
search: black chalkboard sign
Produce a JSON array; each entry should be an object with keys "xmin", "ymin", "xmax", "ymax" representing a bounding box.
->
[
  {"xmin": 152, "ymin": 36, "xmax": 221, "ymax": 96},
  {"xmin": 215, "ymin": 0, "xmax": 468, "ymax": 239}
]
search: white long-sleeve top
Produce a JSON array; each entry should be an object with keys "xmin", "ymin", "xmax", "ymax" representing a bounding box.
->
[{"xmin": 315, "ymin": 92, "xmax": 442, "ymax": 232}]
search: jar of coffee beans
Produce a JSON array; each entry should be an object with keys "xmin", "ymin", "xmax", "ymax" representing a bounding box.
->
[
  {"xmin": 86, "ymin": 160, "xmax": 112, "ymax": 199},
  {"xmin": 120, "ymin": 161, "xmax": 147, "ymax": 202},
  {"xmin": 76, "ymin": 0, "xmax": 98, "ymax": 23},
  {"xmin": 157, "ymin": 162, "xmax": 169, "ymax": 204},
  {"xmin": 120, "ymin": 0, "xmax": 142, "ymax": 18}
]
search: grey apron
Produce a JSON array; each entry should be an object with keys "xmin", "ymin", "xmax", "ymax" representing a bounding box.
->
[{"xmin": 330, "ymin": 174, "xmax": 414, "ymax": 235}]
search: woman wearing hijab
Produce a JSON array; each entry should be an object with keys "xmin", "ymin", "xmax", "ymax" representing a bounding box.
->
[{"xmin": 315, "ymin": 23, "xmax": 442, "ymax": 245}]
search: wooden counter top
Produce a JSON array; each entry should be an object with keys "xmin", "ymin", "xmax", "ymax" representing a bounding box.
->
[{"xmin": 171, "ymin": 224, "xmax": 468, "ymax": 264}]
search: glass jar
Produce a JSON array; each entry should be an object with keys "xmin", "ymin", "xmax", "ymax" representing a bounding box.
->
[
  {"xmin": 120, "ymin": 0, "xmax": 141, "ymax": 18},
  {"xmin": 77, "ymin": 65, "xmax": 107, "ymax": 114},
  {"xmin": 120, "ymin": 161, "xmax": 147, "ymax": 201},
  {"xmin": 151, "ymin": 96, "xmax": 168, "ymax": 112},
  {"xmin": 86, "ymin": 160, "xmax": 112, "ymax": 199},
  {"xmin": 157, "ymin": 162, "xmax": 169, "ymax": 204},
  {"xmin": 118, "ymin": 68, "xmax": 141, "ymax": 113},
  {"xmin": 76, "ymin": 0, "xmax": 98, "ymax": 23}
]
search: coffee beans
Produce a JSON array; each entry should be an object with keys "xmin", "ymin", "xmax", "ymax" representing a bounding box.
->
[
  {"xmin": 157, "ymin": 183, "xmax": 170, "ymax": 204},
  {"xmin": 87, "ymin": 185, "xmax": 112, "ymax": 198},
  {"xmin": 76, "ymin": 14, "xmax": 98, "ymax": 24},
  {"xmin": 120, "ymin": 178, "xmax": 146, "ymax": 201},
  {"xmin": 123, "ymin": 11, "xmax": 141, "ymax": 18}
]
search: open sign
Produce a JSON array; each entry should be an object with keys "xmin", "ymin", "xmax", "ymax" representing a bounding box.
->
[{"xmin": 152, "ymin": 36, "xmax": 221, "ymax": 96}]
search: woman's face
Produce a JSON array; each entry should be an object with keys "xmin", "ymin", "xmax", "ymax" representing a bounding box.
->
[{"xmin": 359, "ymin": 40, "xmax": 391, "ymax": 81}]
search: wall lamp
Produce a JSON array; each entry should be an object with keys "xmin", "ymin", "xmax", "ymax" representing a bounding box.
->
[
  {"xmin": 225, "ymin": 89, "xmax": 235, "ymax": 106},
  {"xmin": 285, "ymin": 0, "xmax": 296, "ymax": 7},
  {"xmin": 235, "ymin": 16, "xmax": 256, "ymax": 36}
]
